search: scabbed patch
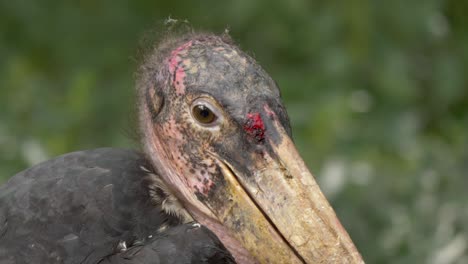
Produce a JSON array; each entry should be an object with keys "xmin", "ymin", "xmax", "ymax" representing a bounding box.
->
[{"xmin": 244, "ymin": 113, "xmax": 266, "ymax": 142}]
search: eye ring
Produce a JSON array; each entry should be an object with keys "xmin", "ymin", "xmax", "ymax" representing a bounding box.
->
[{"xmin": 190, "ymin": 98, "xmax": 222, "ymax": 127}]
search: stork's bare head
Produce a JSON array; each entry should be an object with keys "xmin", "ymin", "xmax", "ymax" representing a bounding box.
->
[{"xmin": 137, "ymin": 32, "xmax": 363, "ymax": 263}]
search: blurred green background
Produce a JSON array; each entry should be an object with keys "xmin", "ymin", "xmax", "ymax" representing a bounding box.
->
[{"xmin": 1, "ymin": 0, "xmax": 467, "ymax": 263}]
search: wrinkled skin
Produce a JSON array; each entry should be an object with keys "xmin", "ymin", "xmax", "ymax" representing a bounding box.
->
[{"xmin": 138, "ymin": 33, "xmax": 363, "ymax": 263}]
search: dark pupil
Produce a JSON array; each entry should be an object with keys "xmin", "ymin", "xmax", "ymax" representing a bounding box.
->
[
  {"xmin": 194, "ymin": 105, "xmax": 215, "ymax": 123},
  {"xmin": 199, "ymin": 107, "xmax": 210, "ymax": 118}
]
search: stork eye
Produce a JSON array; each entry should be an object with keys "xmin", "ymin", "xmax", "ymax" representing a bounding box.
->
[
  {"xmin": 192, "ymin": 104, "xmax": 217, "ymax": 124},
  {"xmin": 190, "ymin": 98, "xmax": 223, "ymax": 127}
]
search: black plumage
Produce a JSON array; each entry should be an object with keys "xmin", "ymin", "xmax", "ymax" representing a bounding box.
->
[
  {"xmin": 0, "ymin": 148, "xmax": 234, "ymax": 263},
  {"xmin": 100, "ymin": 224, "xmax": 234, "ymax": 264}
]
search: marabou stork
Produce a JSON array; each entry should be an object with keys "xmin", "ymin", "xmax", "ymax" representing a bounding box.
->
[{"xmin": 0, "ymin": 32, "xmax": 363, "ymax": 263}]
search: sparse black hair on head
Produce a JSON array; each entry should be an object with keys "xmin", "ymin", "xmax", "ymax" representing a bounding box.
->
[
  {"xmin": 137, "ymin": 25, "xmax": 233, "ymax": 93},
  {"xmin": 133, "ymin": 23, "xmax": 238, "ymax": 151},
  {"xmin": 135, "ymin": 24, "xmax": 234, "ymax": 118}
]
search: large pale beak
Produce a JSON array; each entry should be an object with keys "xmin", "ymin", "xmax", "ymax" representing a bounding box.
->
[{"xmin": 205, "ymin": 116, "xmax": 364, "ymax": 263}]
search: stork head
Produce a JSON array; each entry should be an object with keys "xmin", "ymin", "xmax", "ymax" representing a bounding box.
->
[{"xmin": 137, "ymin": 32, "xmax": 362, "ymax": 263}]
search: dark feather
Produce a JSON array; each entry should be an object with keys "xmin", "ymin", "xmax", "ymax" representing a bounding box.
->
[{"xmin": 0, "ymin": 148, "xmax": 234, "ymax": 264}]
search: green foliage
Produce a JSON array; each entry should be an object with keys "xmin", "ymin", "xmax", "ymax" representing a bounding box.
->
[{"xmin": 1, "ymin": 0, "xmax": 467, "ymax": 263}]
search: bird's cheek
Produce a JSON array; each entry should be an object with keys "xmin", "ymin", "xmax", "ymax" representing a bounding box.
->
[
  {"xmin": 154, "ymin": 120, "xmax": 219, "ymax": 192},
  {"xmin": 153, "ymin": 120, "xmax": 188, "ymax": 171}
]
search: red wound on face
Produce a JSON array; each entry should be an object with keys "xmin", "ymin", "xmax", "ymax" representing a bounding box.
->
[{"xmin": 244, "ymin": 113, "xmax": 266, "ymax": 142}]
